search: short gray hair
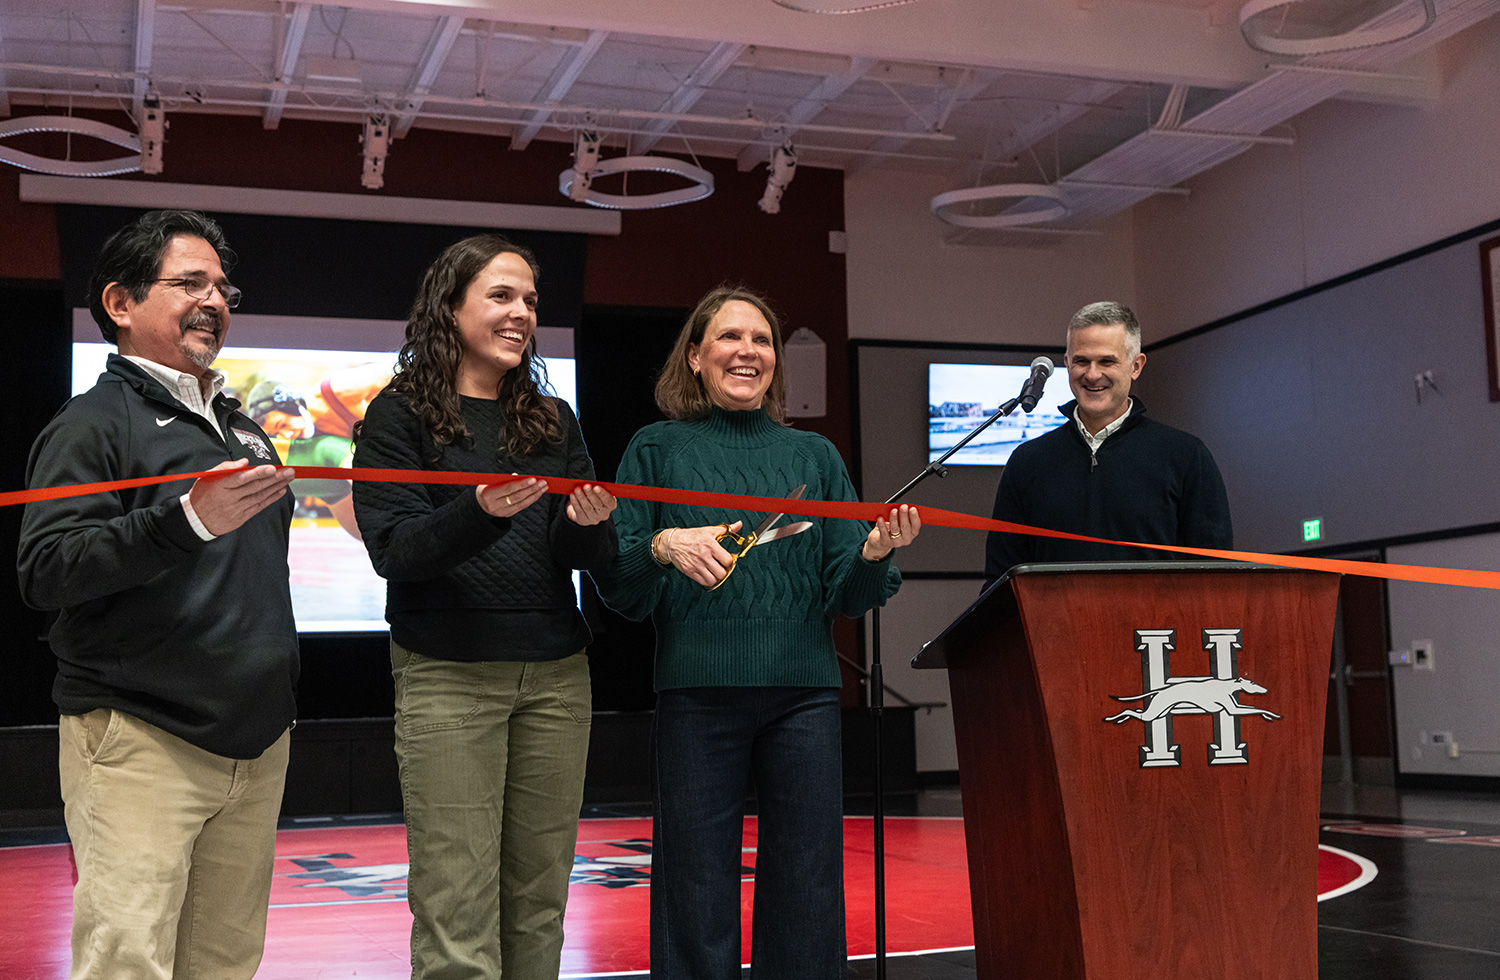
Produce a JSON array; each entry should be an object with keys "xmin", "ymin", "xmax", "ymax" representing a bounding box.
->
[{"xmin": 1067, "ymin": 301, "xmax": 1141, "ymax": 360}]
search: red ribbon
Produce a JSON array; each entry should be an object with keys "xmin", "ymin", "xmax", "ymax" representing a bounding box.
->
[{"xmin": 6, "ymin": 465, "xmax": 1499, "ymax": 591}]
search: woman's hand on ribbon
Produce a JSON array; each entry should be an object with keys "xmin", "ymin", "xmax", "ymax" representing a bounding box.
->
[
  {"xmin": 476, "ymin": 476, "xmax": 546, "ymax": 519},
  {"xmin": 566, "ymin": 484, "xmax": 617, "ymax": 527},
  {"xmin": 862, "ymin": 504, "xmax": 922, "ymax": 562}
]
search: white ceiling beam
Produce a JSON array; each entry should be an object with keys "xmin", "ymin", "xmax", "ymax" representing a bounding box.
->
[
  {"xmin": 264, "ymin": 3, "xmax": 312, "ymax": 130},
  {"xmin": 631, "ymin": 41, "xmax": 746, "ymax": 156},
  {"xmin": 989, "ymin": 80, "xmax": 1129, "ymax": 161},
  {"xmin": 353, "ymin": 0, "xmax": 1267, "ymax": 90},
  {"xmin": 1038, "ymin": 0, "xmax": 1500, "ymax": 228},
  {"xmin": 131, "ymin": 0, "xmax": 157, "ymax": 122},
  {"xmin": 392, "ymin": 15, "xmax": 467, "ymax": 138},
  {"xmin": 736, "ymin": 55, "xmax": 874, "ymax": 171},
  {"xmin": 846, "ymin": 69, "xmax": 996, "ymax": 176},
  {"xmin": 510, "ymin": 28, "xmax": 608, "ymax": 151}
]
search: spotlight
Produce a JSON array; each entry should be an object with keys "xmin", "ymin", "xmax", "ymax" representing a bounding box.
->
[
  {"xmin": 568, "ymin": 130, "xmax": 601, "ymax": 203},
  {"xmin": 758, "ymin": 143, "xmax": 797, "ymax": 215},
  {"xmin": 361, "ymin": 114, "xmax": 389, "ymax": 190},
  {"xmin": 139, "ymin": 97, "xmax": 166, "ymax": 175}
]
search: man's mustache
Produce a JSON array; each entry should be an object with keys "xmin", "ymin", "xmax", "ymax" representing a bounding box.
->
[{"xmin": 180, "ymin": 312, "xmax": 221, "ymax": 336}]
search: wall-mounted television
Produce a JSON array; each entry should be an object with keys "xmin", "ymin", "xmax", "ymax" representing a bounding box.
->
[
  {"xmin": 928, "ymin": 361, "xmax": 1070, "ymax": 466},
  {"xmin": 71, "ymin": 313, "xmax": 576, "ymax": 633}
]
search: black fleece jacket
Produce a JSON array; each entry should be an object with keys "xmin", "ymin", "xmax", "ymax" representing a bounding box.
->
[
  {"xmin": 18, "ymin": 355, "xmax": 298, "ymax": 760},
  {"xmin": 983, "ymin": 397, "xmax": 1232, "ymax": 586},
  {"xmin": 351, "ymin": 390, "xmax": 616, "ymax": 662}
]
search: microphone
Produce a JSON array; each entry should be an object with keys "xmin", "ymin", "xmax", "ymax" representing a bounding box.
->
[{"xmin": 1018, "ymin": 356, "xmax": 1054, "ymax": 413}]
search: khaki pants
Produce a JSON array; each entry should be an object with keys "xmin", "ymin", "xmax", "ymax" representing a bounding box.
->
[
  {"xmin": 58, "ymin": 709, "xmax": 290, "ymax": 980},
  {"xmin": 392, "ymin": 643, "xmax": 592, "ymax": 980}
]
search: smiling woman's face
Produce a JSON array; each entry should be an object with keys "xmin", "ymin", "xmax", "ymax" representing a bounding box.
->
[
  {"xmin": 687, "ymin": 300, "xmax": 776, "ymax": 412},
  {"xmin": 453, "ymin": 250, "xmax": 538, "ymax": 397}
]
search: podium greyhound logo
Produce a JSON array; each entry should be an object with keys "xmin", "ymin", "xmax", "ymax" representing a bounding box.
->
[
  {"xmin": 1104, "ymin": 628, "xmax": 1279, "ymax": 768},
  {"xmin": 1105, "ymin": 677, "xmax": 1281, "ymax": 724}
]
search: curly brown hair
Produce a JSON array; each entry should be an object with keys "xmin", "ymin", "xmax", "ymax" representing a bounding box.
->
[
  {"xmin": 385, "ymin": 235, "xmax": 560, "ymax": 459},
  {"xmin": 654, "ymin": 285, "xmax": 788, "ymax": 424}
]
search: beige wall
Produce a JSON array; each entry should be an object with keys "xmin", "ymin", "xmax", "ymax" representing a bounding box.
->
[
  {"xmin": 843, "ymin": 168, "xmax": 1136, "ymax": 345},
  {"xmin": 1134, "ymin": 15, "xmax": 1500, "ymax": 339}
]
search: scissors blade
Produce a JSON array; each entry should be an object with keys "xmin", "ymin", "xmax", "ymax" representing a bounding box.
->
[
  {"xmin": 748, "ymin": 484, "xmax": 806, "ymax": 539},
  {"xmin": 754, "ymin": 521, "xmax": 812, "ymax": 544}
]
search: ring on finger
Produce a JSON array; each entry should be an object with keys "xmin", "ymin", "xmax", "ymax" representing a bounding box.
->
[
  {"xmin": 505, "ymin": 495, "xmax": 512, "ymax": 505},
  {"xmin": 890, "ymin": 528, "xmax": 902, "ymax": 538}
]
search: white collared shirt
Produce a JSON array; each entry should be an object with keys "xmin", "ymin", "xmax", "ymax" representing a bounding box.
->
[
  {"xmin": 125, "ymin": 356, "xmax": 228, "ymax": 438},
  {"xmin": 1074, "ymin": 399, "xmax": 1133, "ymax": 455},
  {"xmin": 124, "ymin": 355, "xmax": 228, "ymax": 542}
]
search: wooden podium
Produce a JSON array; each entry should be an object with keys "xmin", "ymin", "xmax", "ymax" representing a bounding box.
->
[{"xmin": 913, "ymin": 562, "xmax": 1340, "ymax": 980}]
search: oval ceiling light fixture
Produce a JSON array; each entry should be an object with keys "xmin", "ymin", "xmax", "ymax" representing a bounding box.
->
[
  {"xmin": 1239, "ymin": 0, "xmax": 1436, "ymax": 55},
  {"xmin": 769, "ymin": 0, "xmax": 920, "ymax": 12},
  {"xmin": 558, "ymin": 155, "xmax": 714, "ymax": 210},
  {"xmin": 930, "ymin": 183, "xmax": 1070, "ymax": 229},
  {"xmin": 0, "ymin": 116, "xmax": 143, "ymax": 177}
]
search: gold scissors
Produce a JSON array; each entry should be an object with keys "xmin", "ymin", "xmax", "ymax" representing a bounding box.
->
[{"xmin": 707, "ymin": 484, "xmax": 813, "ymax": 592}]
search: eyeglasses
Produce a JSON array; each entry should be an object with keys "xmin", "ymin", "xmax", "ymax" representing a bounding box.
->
[{"xmin": 147, "ymin": 276, "xmax": 243, "ymax": 309}]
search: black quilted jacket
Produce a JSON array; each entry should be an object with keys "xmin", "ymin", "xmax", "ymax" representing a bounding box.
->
[{"xmin": 351, "ymin": 389, "xmax": 616, "ymax": 662}]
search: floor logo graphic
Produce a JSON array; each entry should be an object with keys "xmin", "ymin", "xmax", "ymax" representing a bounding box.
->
[
  {"xmin": 273, "ymin": 837, "xmax": 755, "ymax": 904},
  {"xmin": 1104, "ymin": 628, "xmax": 1279, "ymax": 767},
  {"xmin": 284, "ymin": 853, "xmax": 408, "ymax": 900},
  {"xmin": 570, "ymin": 837, "xmax": 757, "ymax": 888}
]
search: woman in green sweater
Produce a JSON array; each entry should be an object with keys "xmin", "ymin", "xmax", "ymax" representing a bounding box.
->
[{"xmin": 593, "ymin": 286, "xmax": 920, "ymax": 979}]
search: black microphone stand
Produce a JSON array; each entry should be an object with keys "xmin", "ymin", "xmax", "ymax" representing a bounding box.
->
[{"xmin": 868, "ymin": 391, "xmax": 1029, "ymax": 980}]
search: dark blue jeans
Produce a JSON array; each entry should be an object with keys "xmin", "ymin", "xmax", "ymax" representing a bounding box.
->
[{"xmin": 651, "ymin": 686, "xmax": 846, "ymax": 980}]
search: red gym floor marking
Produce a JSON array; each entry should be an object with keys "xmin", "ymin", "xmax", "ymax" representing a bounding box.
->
[{"xmin": 0, "ymin": 818, "xmax": 1374, "ymax": 979}]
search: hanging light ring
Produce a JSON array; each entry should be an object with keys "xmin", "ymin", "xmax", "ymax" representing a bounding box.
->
[{"xmin": 558, "ymin": 155, "xmax": 714, "ymax": 210}]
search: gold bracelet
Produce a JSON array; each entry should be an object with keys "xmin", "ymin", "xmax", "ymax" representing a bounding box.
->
[{"xmin": 653, "ymin": 528, "xmax": 676, "ymax": 565}]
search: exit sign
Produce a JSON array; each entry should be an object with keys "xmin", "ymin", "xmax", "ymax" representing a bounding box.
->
[{"xmin": 1303, "ymin": 518, "xmax": 1323, "ymax": 543}]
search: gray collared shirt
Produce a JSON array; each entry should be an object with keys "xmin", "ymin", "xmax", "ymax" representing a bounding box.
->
[{"xmin": 1074, "ymin": 399, "xmax": 1133, "ymax": 454}]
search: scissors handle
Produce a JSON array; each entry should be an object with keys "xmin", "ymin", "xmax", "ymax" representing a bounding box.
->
[
  {"xmin": 714, "ymin": 523, "xmax": 760, "ymax": 553},
  {"xmin": 708, "ymin": 524, "xmax": 758, "ymax": 592}
]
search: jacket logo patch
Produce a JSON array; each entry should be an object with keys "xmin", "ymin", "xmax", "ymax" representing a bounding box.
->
[
  {"xmin": 232, "ymin": 428, "xmax": 275, "ymax": 460},
  {"xmin": 155, "ymin": 416, "xmax": 177, "ymax": 427}
]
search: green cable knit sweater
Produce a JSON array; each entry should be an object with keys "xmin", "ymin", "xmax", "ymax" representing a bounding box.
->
[{"xmin": 592, "ymin": 407, "xmax": 901, "ymax": 691}]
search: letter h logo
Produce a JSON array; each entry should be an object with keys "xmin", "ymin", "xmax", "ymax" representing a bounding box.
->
[{"xmin": 1104, "ymin": 628, "xmax": 1279, "ymax": 768}]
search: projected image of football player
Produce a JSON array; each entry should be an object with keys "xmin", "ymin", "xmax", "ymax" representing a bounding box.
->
[
  {"xmin": 250, "ymin": 362, "xmax": 388, "ymax": 440},
  {"xmin": 247, "ymin": 370, "xmax": 388, "ymax": 539}
]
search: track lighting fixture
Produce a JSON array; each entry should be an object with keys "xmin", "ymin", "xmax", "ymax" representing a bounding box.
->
[
  {"xmin": 757, "ymin": 143, "xmax": 797, "ymax": 215},
  {"xmin": 568, "ymin": 130, "xmax": 601, "ymax": 203},
  {"xmin": 361, "ymin": 114, "xmax": 389, "ymax": 190},
  {"xmin": 139, "ymin": 97, "xmax": 166, "ymax": 175}
]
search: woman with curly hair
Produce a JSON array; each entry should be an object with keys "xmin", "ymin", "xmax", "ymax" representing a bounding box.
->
[{"xmin": 352, "ymin": 234, "xmax": 616, "ymax": 979}]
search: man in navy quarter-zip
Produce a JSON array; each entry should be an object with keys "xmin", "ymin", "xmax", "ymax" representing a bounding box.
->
[
  {"xmin": 18, "ymin": 210, "xmax": 299, "ymax": 980},
  {"xmin": 983, "ymin": 301, "xmax": 1232, "ymax": 588}
]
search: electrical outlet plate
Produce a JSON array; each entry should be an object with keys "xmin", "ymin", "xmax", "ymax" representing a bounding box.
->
[{"xmin": 1412, "ymin": 639, "xmax": 1435, "ymax": 671}]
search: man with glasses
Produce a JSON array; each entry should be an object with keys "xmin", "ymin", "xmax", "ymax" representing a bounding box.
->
[{"xmin": 18, "ymin": 209, "xmax": 299, "ymax": 980}]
